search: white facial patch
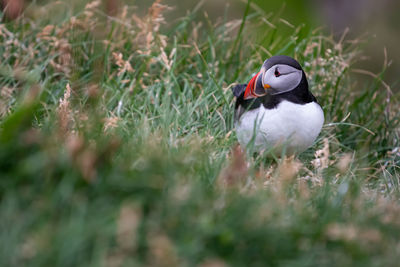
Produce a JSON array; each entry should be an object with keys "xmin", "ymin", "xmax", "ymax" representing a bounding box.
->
[{"xmin": 262, "ymin": 64, "xmax": 302, "ymax": 94}]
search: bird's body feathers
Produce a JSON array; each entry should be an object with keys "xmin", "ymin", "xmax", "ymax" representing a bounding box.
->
[{"xmin": 235, "ymin": 100, "xmax": 324, "ymax": 154}]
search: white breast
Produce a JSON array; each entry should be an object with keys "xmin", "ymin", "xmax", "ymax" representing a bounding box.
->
[{"xmin": 235, "ymin": 100, "xmax": 324, "ymax": 155}]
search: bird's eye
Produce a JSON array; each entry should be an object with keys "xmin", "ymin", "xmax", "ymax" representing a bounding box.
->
[{"xmin": 274, "ymin": 68, "xmax": 281, "ymax": 77}]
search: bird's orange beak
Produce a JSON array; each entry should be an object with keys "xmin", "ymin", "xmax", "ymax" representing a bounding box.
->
[
  {"xmin": 243, "ymin": 72, "xmax": 270, "ymax": 100},
  {"xmin": 243, "ymin": 72, "xmax": 259, "ymax": 100}
]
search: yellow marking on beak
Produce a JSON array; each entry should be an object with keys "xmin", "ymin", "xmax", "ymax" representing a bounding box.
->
[{"xmin": 264, "ymin": 84, "xmax": 271, "ymax": 89}]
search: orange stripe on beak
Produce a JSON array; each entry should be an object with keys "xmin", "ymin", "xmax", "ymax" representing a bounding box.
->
[{"xmin": 243, "ymin": 72, "xmax": 260, "ymax": 100}]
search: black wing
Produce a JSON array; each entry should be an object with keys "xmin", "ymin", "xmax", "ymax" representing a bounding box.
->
[
  {"xmin": 231, "ymin": 84, "xmax": 247, "ymax": 97},
  {"xmin": 232, "ymin": 83, "xmax": 262, "ymax": 121}
]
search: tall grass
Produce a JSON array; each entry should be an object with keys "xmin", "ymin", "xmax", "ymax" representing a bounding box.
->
[{"xmin": 1, "ymin": 0, "xmax": 400, "ymax": 266}]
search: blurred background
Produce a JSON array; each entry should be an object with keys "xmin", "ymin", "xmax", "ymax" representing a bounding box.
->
[
  {"xmin": 169, "ymin": 0, "xmax": 400, "ymax": 86},
  {"xmin": 2, "ymin": 0, "xmax": 399, "ymax": 85},
  {"xmin": 166, "ymin": 0, "xmax": 400, "ymax": 86}
]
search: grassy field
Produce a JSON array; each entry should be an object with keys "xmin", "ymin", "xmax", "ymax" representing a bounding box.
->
[{"xmin": 1, "ymin": 0, "xmax": 400, "ymax": 266}]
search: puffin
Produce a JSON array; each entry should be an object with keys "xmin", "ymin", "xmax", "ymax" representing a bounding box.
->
[{"xmin": 232, "ymin": 55, "xmax": 324, "ymax": 155}]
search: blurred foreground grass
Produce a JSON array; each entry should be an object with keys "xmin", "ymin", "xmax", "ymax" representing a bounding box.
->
[{"xmin": 1, "ymin": 0, "xmax": 400, "ymax": 266}]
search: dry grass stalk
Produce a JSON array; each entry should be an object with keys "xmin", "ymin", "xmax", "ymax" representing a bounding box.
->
[
  {"xmin": 77, "ymin": 148, "xmax": 97, "ymax": 182},
  {"xmin": 377, "ymin": 197, "xmax": 400, "ymax": 227},
  {"xmin": 277, "ymin": 155, "xmax": 303, "ymax": 183},
  {"xmin": 66, "ymin": 133, "xmax": 84, "ymax": 159},
  {"xmin": 325, "ymin": 223, "xmax": 357, "ymax": 242},
  {"xmin": 104, "ymin": 116, "xmax": 120, "ymax": 132},
  {"xmin": 132, "ymin": 0, "xmax": 171, "ymax": 55},
  {"xmin": 84, "ymin": 0, "xmax": 101, "ymax": 17},
  {"xmin": 19, "ymin": 229, "xmax": 49, "ymax": 261},
  {"xmin": 325, "ymin": 223, "xmax": 382, "ymax": 245},
  {"xmin": 105, "ymin": 0, "xmax": 119, "ymax": 16},
  {"xmin": 57, "ymin": 83, "xmax": 73, "ymax": 133},
  {"xmin": 217, "ymin": 145, "xmax": 248, "ymax": 189},
  {"xmin": 199, "ymin": 258, "xmax": 228, "ymax": 267},
  {"xmin": 0, "ymin": 23, "xmax": 13, "ymax": 37},
  {"xmin": 36, "ymin": 25, "xmax": 55, "ymax": 39},
  {"xmin": 148, "ymin": 233, "xmax": 179, "ymax": 267},
  {"xmin": 67, "ymin": 136, "xmax": 97, "ymax": 182},
  {"xmin": 87, "ymin": 83, "xmax": 100, "ymax": 98},
  {"xmin": 50, "ymin": 38, "xmax": 72, "ymax": 75},
  {"xmin": 117, "ymin": 203, "xmax": 141, "ymax": 251},
  {"xmin": 312, "ymin": 138, "xmax": 331, "ymax": 171},
  {"xmin": 297, "ymin": 178, "xmax": 311, "ymax": 199},
  {"xmin": 170, "ymin": 182, "xmax": 192, "ymax": 203},
  {"xmin": 337, "ymin": 153, "xmax": 353, "ymax": 173},
  {"xmin": 21, "ymin": 128, "xmax": 42, "ymax": 146},
  {"xmin": 159, "ymin": 47, "xmax": 175, "ymax": 71},
  {"xmin": 112, "ymin": 52, "xmax": 134, "ymax": 76},
  {"xmin": 0, "ymin": 86, "xmax": 14, "ymax": 117},
  {"xmin": 264, "ymin": 156, "xmax": 303, "ymax": 203},
  {"xmin": 303, "ymin": 35, "xmax": 356, "ymax": 97},
  {"xmin": 36, "ymin": 24, "xmax": 73, "ymax": 76}
]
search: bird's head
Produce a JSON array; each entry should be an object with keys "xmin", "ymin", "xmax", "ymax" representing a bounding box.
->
[{"xmin": 244, "ymin": 55, "xmax": 304, "ymax": 100}]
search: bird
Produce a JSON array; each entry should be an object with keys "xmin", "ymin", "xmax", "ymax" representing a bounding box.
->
[{"xmin": 231, "ymin": 55, "xmax": 324, "ymax": 155}]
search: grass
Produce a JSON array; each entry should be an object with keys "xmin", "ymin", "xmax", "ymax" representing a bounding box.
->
[{"xmin": 1, "ymin": 0, "xmax": 400, "ymax": 266}]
